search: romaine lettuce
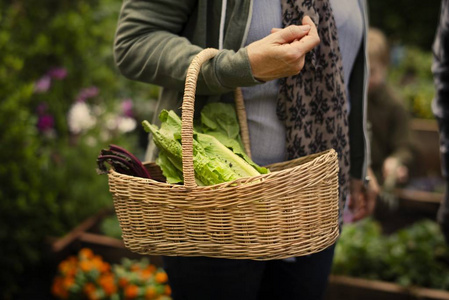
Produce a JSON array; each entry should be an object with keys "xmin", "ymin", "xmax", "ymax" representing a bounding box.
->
[{"xmin": 142, "ymin": 103, "xmax": 268, "ymax": 186}]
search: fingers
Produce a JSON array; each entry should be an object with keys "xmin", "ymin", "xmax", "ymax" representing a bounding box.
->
[
  {"xmin": 349, "ymin": 171, "xmax": 379, "ymax": 222},
  {"xmin": 349, "ymin": 178, "xmax": 368, "ymax": 222},
  {"xmin": 302, "ymin": 15, "xmax": 315, "ymax": 28},
  {"xmin": 350, "ymin": 190, "xmax": 366, "ymax": 222},
  {"xmin": 246, "ymin": 15, "xmax": 319, "ymax": 82},
  {"xmin": 351, "ymin": 196, "xmax": 368, "ymax": 222},
  {"xmin": 290, "ymin": 16, "xmax": 320, "ymax": 54},
  {"xmin": 353, "ymin": 192, "xmax": 376, "ymax": 222},
  {"xmin": 271, "ymin": 25, "xmax": 311, "ymax": 43}
]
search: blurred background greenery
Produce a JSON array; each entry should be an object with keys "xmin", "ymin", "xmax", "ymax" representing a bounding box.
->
[
  {"xmin": 0, "ymin": 0, "xmax": 158, "ymax": 297},
  {"xmin": 369, "ymin": 0, "xmax": 441, "ymax": 119},
  {"xmin": 0, "ymin": 0, "xmax": 444, "ymax": 298}
]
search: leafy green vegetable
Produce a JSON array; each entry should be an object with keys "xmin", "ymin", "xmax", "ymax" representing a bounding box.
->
[
  {"xmin": 195, "ymin": 132, "xmax": 260, "ymax": 178},
  {"xmin": 156, "ymin": 150, "xmax": 183, "ymax": 184},
  {"xmin": 200, "ymin": 103, "xmax": 269, "ymax": 175},
  {"xmin": 206, "ymin": 130, "xmax": 269, "ymax": 175},
  {"xmin": 201, "ymin": 102, "xmax": 241, "ymax": 139},
  {"xmin": 143, "ymin": 111, "xmax": 239, "ymax": 185},
  {"xmin": 142, "ymin": 103, "xmax": 268, "ymax": 185}
]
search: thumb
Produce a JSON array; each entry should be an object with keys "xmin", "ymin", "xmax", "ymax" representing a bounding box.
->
[{"xmin": 271, "ymin": 24, "xmax": 311, "ymax": 44}]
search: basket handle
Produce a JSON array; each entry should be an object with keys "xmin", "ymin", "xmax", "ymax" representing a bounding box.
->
[{"xmin": 181, "ymin": 48, "xmax": 252, "ymax": 189}]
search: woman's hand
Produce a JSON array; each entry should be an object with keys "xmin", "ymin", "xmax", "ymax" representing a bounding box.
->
[
  {"xmin": 348, "ymin": 168, "xmax": 379, "ymax": 222},
  {"xmin": 246, "ymin": 16, "xmax": 320, "ymax": 82}
]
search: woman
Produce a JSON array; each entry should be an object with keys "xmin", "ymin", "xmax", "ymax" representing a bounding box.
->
[{"xmin": 114, "ymin": 0, "xmax": 377, "ymax": 299}]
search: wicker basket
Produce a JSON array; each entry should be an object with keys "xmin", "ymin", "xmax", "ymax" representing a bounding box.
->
[{"xmin": 107, "ymin": 48, "xmax": 340, "ymax": 260}]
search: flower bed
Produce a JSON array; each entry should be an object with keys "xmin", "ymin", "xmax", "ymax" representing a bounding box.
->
[{"xmin": 52, "ymin": 248, "xmax": 171, "ymax": 300}]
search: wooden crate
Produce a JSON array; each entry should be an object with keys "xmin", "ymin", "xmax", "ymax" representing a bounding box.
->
[
  {"xmin": 325, "ymin": 275, "xmax": 449, "ymax": 300},
  {"xmin": 48, "ymin": 209, "xmax": 162, "ymax": 267}
]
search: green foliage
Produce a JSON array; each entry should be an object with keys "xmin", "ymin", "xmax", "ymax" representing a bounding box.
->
[
  {"xmin": 333, "ymin": 219, "xmax": 387, "ymax": 280},
  {"xmin": 100, "ymin": 215, "xmax": 123, "ymax": 240},
  {"xmin": 388, "ymin": 47, "xmax": 435, "ymax": 119},
  {"xmin": 333, "ymin": 219, "xmax": 449, "ymax": 290},
  {"xmin": 368, "ymin": 0, "xmax": 439, "ymax": 120},
  {"xmin": 0, "ymin": 0, "xmax": 157, "ymax": 297},
  {"xmin": 368, "ymin": 0, "xmax": 441, "ymax": 50}
]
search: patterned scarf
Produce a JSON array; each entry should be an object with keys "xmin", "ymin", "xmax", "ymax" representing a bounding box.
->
[{"xmin": 277, "ymin": 0, "xmax": 350, "ymax": 205}]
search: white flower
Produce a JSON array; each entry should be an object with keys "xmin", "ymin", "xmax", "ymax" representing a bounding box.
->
[
  {"xmin": 105, "ymin": 113, "xmax": 118, "ymax": 131},
  {"xmin": 67, "ymin": 102, "xmax": 97, "ymax": 134},
  {"xmin": 104, "ymin": 114, "xmax": 137, "ymax": 133},
  {"xmin": 117, "ymin": 116, "xmax": 137, "ymax": 133},
  {"xmin": 85, "ymin": 136, "xmax": 98, "ymax": 147}
]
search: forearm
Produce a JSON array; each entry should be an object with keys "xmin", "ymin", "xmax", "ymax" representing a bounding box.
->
[{"xmin": 113, "ymin": 0, "xmax": 260, "ymax": 95}]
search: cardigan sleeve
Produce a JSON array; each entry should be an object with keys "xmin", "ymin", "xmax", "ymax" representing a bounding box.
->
[{"xmin": 113, "ymin": 0, "xmax": 261, "ymax": 96}]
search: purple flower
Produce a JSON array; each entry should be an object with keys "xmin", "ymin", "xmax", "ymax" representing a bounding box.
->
[
  {"xmin": 76, "ymin": 86, "xmax": 99, "ymax": 102},
  {"xmin": 37, "ymin": 114, "xmax": 54, "ymax": 132},
  {"xmin": 34, "ymin": 75, "xmax": 51, "ymax": 93},
  {"xmin": 47, "ymin": 67, "xmax": 67, "ymax": 80},
  {"xmin": 121, "ymin": 98, "xmax": 134, "ymax": 117}
]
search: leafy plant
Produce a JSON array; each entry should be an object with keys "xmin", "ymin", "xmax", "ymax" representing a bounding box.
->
[
  {"xmin": 388, "ymin": 46, "xmax": 435, "ymax": 119},
  {"xmin": 333, "ymin": 219, "xmax": 449, "ymax": 290}
]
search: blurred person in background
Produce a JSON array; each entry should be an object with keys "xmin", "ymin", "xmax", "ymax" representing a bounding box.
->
[
  {"xmin": 432, "ymin": 0, "xmax": 449, "ymax": 243},
  {"xmin": 367, "ymin": 28, "xmax": 415, "ymax": 204}
]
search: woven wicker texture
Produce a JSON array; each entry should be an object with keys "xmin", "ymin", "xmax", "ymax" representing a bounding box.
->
[{"xmin": 107, "ymin": 48, "xmax": 340, "ymax": 260}]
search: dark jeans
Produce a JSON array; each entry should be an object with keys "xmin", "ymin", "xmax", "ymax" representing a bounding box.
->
[{"xmin": 162, "ymin": 244, "xmax": 335, "ymax": 300}]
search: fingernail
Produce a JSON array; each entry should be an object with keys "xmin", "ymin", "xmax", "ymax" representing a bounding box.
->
[{"xmin": 301, "ymin": 25, "xmax": 311, "ymax": 32}]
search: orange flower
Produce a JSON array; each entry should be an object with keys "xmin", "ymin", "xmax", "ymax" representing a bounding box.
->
[
  {"xmin": 141, "ymin": 269, "xmax": 153, "ymax": 280},
  {"xmin": 146, "ymin": 265, "xmax": 156, "ymax": 274},
  {"xmin": 58, "ymin": 256, "xmax": 78, "ymax": 276},
  {"xmin": 79, "ymin": 248, "xmax": 94, "ymax": 260},
  {"xmin": 118, "ymin": 277, "xmax": 129, "ymax": 288},
  {"xmin": 100, "ymin": 261, "xmax": 111, "ymax": 273},
  {"xmin": 92, "ymin": 255, "xmax": 107, "ymax": 272},
  {"xmin": 80, "ymin": 260, "xmax": 94, "ymax": 272},
  {"xmin": 155, "ymin": 272, "xmax": 168, "ymax": 284},
  {"xmin": 84, "ymin": 283, "xmax": 96, "ymax": 295},
  {"xmin": 99, "ymin": 273, "xmax": 117, "ymax": 296},
  {"xmin": 145, "ymin": 286, "xmax": 157, "ymax": 299},
  {"xmin": 164, "ymin": 285, "xmax": 172, "ymax": 296},
  {"xmin": 63, "ymin": 277, "xmax": 75, "ymax": 290},
  {"xmin": 124, "ymin": 284, "xmax": 139, "ymax": 299},
  {"xmin": 130, "ymin": 263, "xmax": 141, "ymax": 272},
  {"xmin": 51, "ymin": 277, "xmax": 69, "ymax": 299},
  {"xmin": 87, "ymin": 291, "xmax": 99, "ymax": 300}
]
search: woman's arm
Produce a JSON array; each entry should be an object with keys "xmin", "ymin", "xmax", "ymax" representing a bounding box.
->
[
  {"xmin": 114, "ymin": 0, "xmax": 320, "ymax": 95},
  {"xmin": 114, "ymin": 0, "xmax": 260, "ymax": 95}
]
